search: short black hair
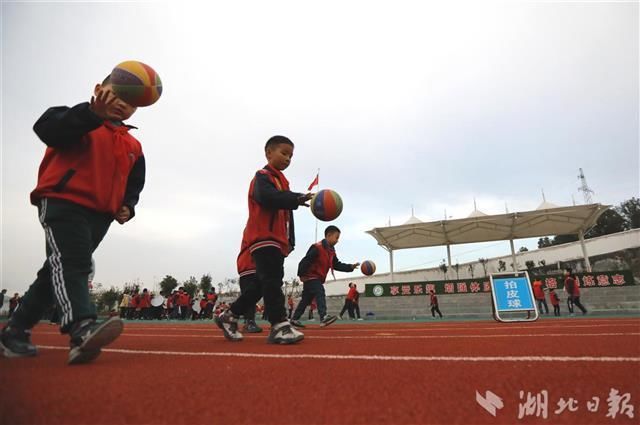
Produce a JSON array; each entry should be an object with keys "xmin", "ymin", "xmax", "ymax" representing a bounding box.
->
[
  {"xmin": 565, "ymin": 267, "xmax": 573, "ymax": 275},
  {"xmin": 102, "ymin": 74, "xmax": 111, "ymax": 85},
  {"xmin": 265, "ymin": 135, "xmax": 294, "ymax": 151},
  {"xmin": 325, "ymin": 225, "xmax": 341, "ymax": 237}
]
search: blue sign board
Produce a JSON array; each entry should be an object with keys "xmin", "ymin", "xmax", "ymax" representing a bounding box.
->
[{"xmin": 492, "ymin": 276, "xmax": 535, "ymax": 311}]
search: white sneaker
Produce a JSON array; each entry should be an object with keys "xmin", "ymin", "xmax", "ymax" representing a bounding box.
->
[
  {"xmin": 267, "ymin": 321, "xmax": 304, "ymax": 345},
  {"xmin": 357, "ymin": 318, "xmax": 363, "ymax": 321},
  {"xmin": 215, "ymin": 310, "xmax": 243, "ymax": 342}
]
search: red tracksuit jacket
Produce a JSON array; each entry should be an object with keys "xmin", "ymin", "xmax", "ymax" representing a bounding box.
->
[
  {"xmin": 31, "ymin": 102, "xmax": 145, "ymax": 217},
  {"xmin": 297, "ymin": 240, "xmax": 355, "ymax": 283},
  {"xmin": 242, "ymin": 165, "xmax": 302, "ymax": 257}
]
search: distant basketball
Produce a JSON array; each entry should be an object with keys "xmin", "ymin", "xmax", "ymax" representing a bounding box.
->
[
  {"xmin": 361, "ymin": 260, "xmax": 376, "ymax": 276},
  {"xmin": 311, "ymin": 189, "xmax": 343, "ymax": 221},
  {"xmin": 110, "ymin": 60, "xmax": 162, "ymax": 107}
]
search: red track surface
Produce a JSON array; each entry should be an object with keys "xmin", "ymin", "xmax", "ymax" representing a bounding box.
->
[{"xmin": 1, "ymin": 317, "xmax": 639, "ymax": 424}]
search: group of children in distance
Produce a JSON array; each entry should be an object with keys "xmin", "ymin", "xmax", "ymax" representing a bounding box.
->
[
  {"xmin": 0, "ymin": 74, "xmax": 361, "ymax": 364},
  {"xmin": 533, "ymin": 268, "xmax": 588, "ymax": 316},
  {"xmin": 0, "ymin": 290, "xmax": 22, "ymax": 319}
]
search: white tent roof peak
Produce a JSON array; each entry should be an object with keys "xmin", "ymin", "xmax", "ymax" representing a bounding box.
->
[
  {"xmin": 468, "ymin": 198, "xmax": 487, "ymax": 218},
  {"xmin": 537, "ymin": 188, "xmax": 559, "ymax": 210},
  {"xmin": 537, "ymin": 200, "xmax": 560, "ymax": 210},
  {"xmin": 467, "ymin": 209, "xmax": 488, "ymax": 218},
  {"xmin": 404, "ymin": 215, "xmax": 423, "ymax": 225},
  {"xmin": 403, "ymin": 206, "xmax": 423, "ymax": 225}
]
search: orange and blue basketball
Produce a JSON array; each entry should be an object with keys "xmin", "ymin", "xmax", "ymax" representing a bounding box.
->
[
  {"xmin": 361, "ymin": 260, "xmax": 376, "ymax": 276},
  {"xmin": 310, "ymin": 189, "xmax": 343, "ymax": 221},
  {"xmin": 110, "ymin": 60, "xmax": 162, "ymax": 107}
]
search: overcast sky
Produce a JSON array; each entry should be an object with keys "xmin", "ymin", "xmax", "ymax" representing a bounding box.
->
[{"xmin": 1, "ymin": 1, "xmax": 638, "ymax": 293}]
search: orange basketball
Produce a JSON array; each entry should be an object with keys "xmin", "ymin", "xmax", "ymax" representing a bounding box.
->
[{"xmin": 110, "ymin": 60, "xmax": 162, "ymax": 107}]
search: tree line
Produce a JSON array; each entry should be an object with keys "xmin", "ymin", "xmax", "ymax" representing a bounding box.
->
[{"xmin": 538, "ymin": 197, "xmax": 639, "ymax": 248}]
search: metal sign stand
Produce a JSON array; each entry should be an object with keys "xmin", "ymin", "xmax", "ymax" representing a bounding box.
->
[{"xmin": 490, "ymin": 271, "xmax": 539, "ymax": 322}]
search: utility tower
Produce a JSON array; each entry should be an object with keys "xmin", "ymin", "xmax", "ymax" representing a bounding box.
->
[{"xmin": 578, "ymin": 168, "xmax": 594, "ymax": 204}]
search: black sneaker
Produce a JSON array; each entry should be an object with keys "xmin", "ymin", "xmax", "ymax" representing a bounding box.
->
[
  {"xmin": 320, "ymin": 315, "xmax": 338, "ymax": 328},
  {"xmin": 243, "ymin": 320, "xmax": 263, "ymax": 333},
  {"xmin": 0, "ymin": 325, "xmax": 38, "ymax": 358},
  {"xmin": 267, "ymin": 322, "xmax": 304, "ymax": 345},
  {"xmin": 289, "ymin": 319, "xmax": 305, "ymax": 328},
  {"xmin": 68, "ymin": 317, "xmax": 123, "ymax": 365},
  {"xmin": 215, "ymin": 309, "xmax": 243, "ymax": 341}
]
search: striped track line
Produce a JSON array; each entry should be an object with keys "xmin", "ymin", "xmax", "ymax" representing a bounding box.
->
[
  {"xmin": 36, "ymin": 345, "xmax": 640, "ymax": 362},
  {"xmin": 113, "ymin": 322, "xmax": 640, "ymax": 334},
  {"xmin": 35, "ymin": 331, "xmax": 640, "ymax": 339}
]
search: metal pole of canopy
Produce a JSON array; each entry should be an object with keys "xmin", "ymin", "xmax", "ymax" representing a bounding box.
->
[
  {"xmin": 509, "ymin": 239, "xmax": 518, "ymax": 271},
  {"xmin": 389, "ymin": 248, "xmax": 395, "ymax": 283},
  {"xmin": 447, "ymin": 245, "xmax": 452, "ymax": 267},
  {"xmin": 579, "ymin": 230, "xmax": 592, "ymax": 272}
]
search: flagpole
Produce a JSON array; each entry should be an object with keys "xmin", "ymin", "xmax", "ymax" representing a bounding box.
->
[{"xmin": 314, "ymin": 168, "xmax": 319, "ymax": 241}]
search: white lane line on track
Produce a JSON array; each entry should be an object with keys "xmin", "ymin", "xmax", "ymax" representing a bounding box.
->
[
  {"xmin": 36, "ymin": 345, "xmax": 640, "ymax": 362},
  {"xmin": 35, "ymin": 331, "xmax": 640, "ymax": 339},
  {"xmin": 104, "ymin": 322, "xmax": 640, "ymax": 334}
]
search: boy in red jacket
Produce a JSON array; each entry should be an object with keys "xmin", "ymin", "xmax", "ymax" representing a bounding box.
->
[
  {"xmin": 140, "ymin": 289, "xmax": 151, "ymax": 320},
  {"xmin": 1, "ymin": 76, "xmax": 144, "ymax": 364},
  {"xmin": 216, "ymin": 136, "xmax": 312, "ymax": 344},
  {"xmin": 549, "ymin": 289, "xmax": 561, "ymax": 316},
  {"xmin": 532, "ymin": 279, "xmax": 549, "ymax": 315},
  {"xmin": 339, "ymin": 283, "xmax": 356, "ymax": 320},
  {"xmin": 290, "ymin": 225, "xmax": 359, "ymax": 328},
  {"xmin": 429, "ymin": 290, "xmax": 443, "ymax": 319},
  {"xmin": 564, "ymin": 268, "xmax": 587, "ymax": 315}
]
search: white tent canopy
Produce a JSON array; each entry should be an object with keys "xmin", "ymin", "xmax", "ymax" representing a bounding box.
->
[{"xmin": 366, "ymin": 203, "xmax": 609, "ymax": 279}]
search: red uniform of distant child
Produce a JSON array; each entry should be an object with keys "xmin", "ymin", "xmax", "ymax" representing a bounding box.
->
[
  {"xmin": 429, "ymin": 290, "xmax": 443, "ymax": 319},
  {"xmin": 532, "ymin": 280, "xmax": 549, "ymax": 314},
  {"xmin": 549, "ymin": 289, "xmax": 560, "ymax": 316},
  {"xmin": 563, "ymin": 268, "xmax": 587, "ymax": 315}
]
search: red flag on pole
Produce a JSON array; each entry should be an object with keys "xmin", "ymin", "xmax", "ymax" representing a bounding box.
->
[{"xmin": 307, "ymin": 173, "xmax": 319, "ymax": 191}]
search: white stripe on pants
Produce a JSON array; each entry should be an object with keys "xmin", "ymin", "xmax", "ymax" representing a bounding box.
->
[{"xmin": 40, "ymin": 199, "xmax": 74, "ymax": 327}]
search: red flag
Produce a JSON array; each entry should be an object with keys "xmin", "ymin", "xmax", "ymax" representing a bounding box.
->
[{"xmin": 307, "ymin": 174, "xmax": 319, "ymax": 191}]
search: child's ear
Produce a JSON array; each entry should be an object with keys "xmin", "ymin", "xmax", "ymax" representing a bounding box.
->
[{"xmin": 94, "ymin": 84, "xmax": 102, "ymax": 96}]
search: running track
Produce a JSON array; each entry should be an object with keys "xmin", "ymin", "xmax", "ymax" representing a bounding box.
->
[{"xmin": 1, "ymin": 317, "xmax": 639, "ymax": 424}]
